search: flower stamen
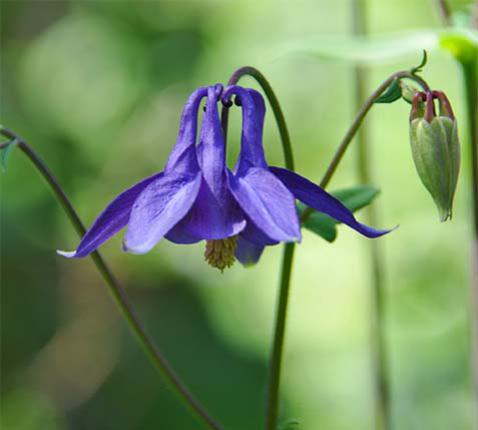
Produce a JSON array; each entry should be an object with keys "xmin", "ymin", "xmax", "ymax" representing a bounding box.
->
[{"xmin": 204, "ymin": 237, "xmax": 237, "ymax": 272}]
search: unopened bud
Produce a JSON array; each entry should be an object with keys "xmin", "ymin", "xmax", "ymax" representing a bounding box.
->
[{"xmin": 409, "ymin": 91, "xmax": 460, "ymax": 221}]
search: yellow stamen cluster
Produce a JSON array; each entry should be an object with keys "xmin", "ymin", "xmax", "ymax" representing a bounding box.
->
[{"xmin": 204, "ymin": 237, "xmax": 237, "ymax": 272}]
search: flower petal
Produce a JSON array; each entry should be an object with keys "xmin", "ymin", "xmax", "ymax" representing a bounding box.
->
[
  {"xmin": 235, "ymin": 236, "xmax": 266, "ymax": 266},
  {"xmin": 222, "ymin": 86, "xmax": 268, "ymax": 175},
  {"xmin": 170, "ymin": 179, "xmax": 246, "ymax": 240},
  {"xmin": 270, "ymin": 167, "xmax": 392, "ymax": 238},
  {"xmin": 240, "ymin": 218, "xmax": 279, "ymax": 246},
  {"xmin": 165, "ymin": 225, "xmax": 201, "ymax": 244},
  {"xmin": 175, "ymin": 84, "xmax": 246, "ymax": 240},
  {"xmin": 57, "ymin": 172, "xmax": 164, "ymax": 258},
  {"xmin": 164, "ymin": 87, "xmax": 208, "ymax": 174},
  {"xmin": 123, "ymin": 172, "xmax": 202, "ymax": 254},
  {"xmin": 227, "ymin": 167, "xmax": 301, "ymax": 243}
]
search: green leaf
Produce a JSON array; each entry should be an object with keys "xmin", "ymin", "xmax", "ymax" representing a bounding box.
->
[
  {"xmin": 282, "ymin": 30, "xmax": 438, "ymax": 65},
  {"xmin": 298, "ymin": 185, "xmax": 381, "ymax": 242},
  {"xmin": 1, "ymin": 139, "xmax": 18, "ymax": 172},
  {"xmin": 439, "ymin": 28, "xmax": 478, "ymax": 64},
  {"xmin": 375, "ymin": 79, "xmax": 402, "ymax": 104}
]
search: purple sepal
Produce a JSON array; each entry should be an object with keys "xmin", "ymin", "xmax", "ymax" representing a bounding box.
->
[
  {"xmin": 270, "ymin": 167, "xmax": 392, "ymax": 238},
  {"xmin": 57, "ymin": 172, "xmax": 163, "ymax": 258},
  {"xmin": 123, "ymin": 171, "xmax": 202, "ymax": 254}
]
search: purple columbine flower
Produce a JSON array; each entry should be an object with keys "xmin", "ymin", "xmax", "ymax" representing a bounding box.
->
[{"xmin": 59, "ymin": 83, "xmax": 390, "ymax": 270}]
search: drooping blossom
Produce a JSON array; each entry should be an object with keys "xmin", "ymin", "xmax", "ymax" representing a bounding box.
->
[{"xmin": 59, "ymin": 83, "xmax": 390, "ymax": 270}]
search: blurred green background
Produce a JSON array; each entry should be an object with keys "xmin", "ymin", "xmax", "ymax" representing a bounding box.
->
[{"xmin": 1, "ymin": 1, "xmax": 475, "ymax": 429}]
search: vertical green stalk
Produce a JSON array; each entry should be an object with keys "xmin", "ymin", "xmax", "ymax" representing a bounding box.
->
[
  {"xmin": 434, "ymin": 0, "xmax": 478, "ymax": 420},
  {"xmin": 0, "ymin": 127, "xmax": 223, "ymax": 430},
  {"xmin": 351, "ymin": 1, "xmax": 390, "ymax": 430},
  {"xmin": 462, "ymin": 60, "xmax": 478, "ymax": 243},
  {"xmin": 221, "ymin": 67, "xmax": 295, "ymax": 430},
  {"xmin": 462, "ymin": 59, "xmax": 478, "ymax": 427},
  {"xmin": 266, "ymin": 243, "xmax": 295, "ymax": 430}
]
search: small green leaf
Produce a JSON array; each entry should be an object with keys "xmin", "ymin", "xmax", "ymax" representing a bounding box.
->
[
  {"xmin": 298, "ymin": 203, "xmax": 338, "ymax": 242},
  {"xmin": 411, "ymin": 49, "xmax": 428, "ymax": 74},
  {"xmin": 333, "ymin": 185, "xmax": 380, "ymax": 211},
  {"xmin": 375, "ymin": 79, "xmax": 402, "ymax": 104},
  {"xmin": 1, "ymin": 139, "xmax": 18, "ymax": 172},
  {"xmin": 298, "ymin": 185, "xmax": 381, "ymax": 242}
]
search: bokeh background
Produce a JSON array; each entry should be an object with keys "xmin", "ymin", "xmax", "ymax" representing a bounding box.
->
[{"xmin": 1, "ymin": 1, "xmax": 476, "ymax": 429}]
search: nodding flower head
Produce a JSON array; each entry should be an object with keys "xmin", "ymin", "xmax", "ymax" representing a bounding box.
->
[
  {"xmin": 58, "ymin": 83, "xmax": 391, "ymax": 270},
  {"xmin": 410, "ymin": 90, "xmax": 460, "ymax": 222}
]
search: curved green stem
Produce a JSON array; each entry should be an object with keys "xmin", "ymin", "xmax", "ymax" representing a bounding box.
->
[
  {"xmin": 223, "ymin": 66, "xmax": 295, "ymax": 171},
  {"xmin": 297, "ymin": 67, "xmax": 431, "ymax": 430},
  {"xmin": 0, "ymin": 127, "xmax": 223, "ymax": 430},
  {"xmin": 301, "ymin": 70, "xmax": 430, "ymax": 222},
  {"xmin": 221, "ymin": 66, "xmax": 430, "ymax": 430},
  {"xmin": 221, "ymin": 66, "xmax": 295, "ymax": 430}
]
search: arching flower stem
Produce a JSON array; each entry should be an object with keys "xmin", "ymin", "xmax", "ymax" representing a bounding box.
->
[
  {"xmin": 222, "ymin": 66, "xmax": 295, "ymax": 170},
  {"xmin": 221, "ymin": 66, "xmax": 430, "ymax": 430},
  {"xmin": 301, "ymin": 69, "xmax": 430, "ymax": 222},
  {"xmin": 0, "ymin": 127, "xmax": 224, "ymax": 430},
  {"xmin": 221, "ymin": 67, "xmax": 296, "ymax": 430}
]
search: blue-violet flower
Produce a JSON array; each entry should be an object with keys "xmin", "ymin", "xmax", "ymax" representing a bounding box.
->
[{"xmin": 59, "ymin": 84, "xmax": 390, "ymax": 270}]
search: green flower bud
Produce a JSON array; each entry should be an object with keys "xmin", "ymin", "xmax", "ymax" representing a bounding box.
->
[{"xmin": 409, "ymin": 91, "xmax": 460, "ymax": 222}]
